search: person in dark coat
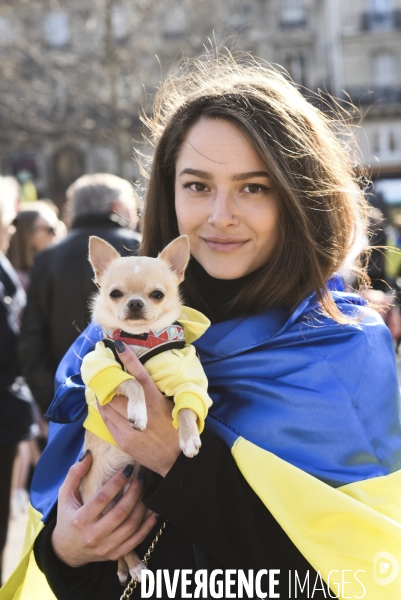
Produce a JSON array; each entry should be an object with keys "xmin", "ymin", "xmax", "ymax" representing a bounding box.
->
[
  {"xmin": 0, "ymin": 176, "xmax": 34, "ymax": 586},
  {"xmin": 18, "ymin": 173, "xmax": 141, "ymax": 415}
]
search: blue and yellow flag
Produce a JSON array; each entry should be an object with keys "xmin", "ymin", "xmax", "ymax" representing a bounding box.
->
[{"xmin": 3, "ymin": 276, "xmax": 401, "ymax": 599}]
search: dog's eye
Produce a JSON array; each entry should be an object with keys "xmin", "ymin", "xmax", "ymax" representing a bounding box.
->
[
  {"xmin": 149, "ymin": 290, "xmax": 164, "ymax": 301},
  {"xmin": 110, "ymin": 289, "xmax": 123, "ymax": 299}
]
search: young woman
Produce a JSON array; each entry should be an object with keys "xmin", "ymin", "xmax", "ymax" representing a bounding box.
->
[
  {"xmin": 7, "ymin": 203, "xmax": 64, "ymax": 291},
  {"xmin": 3, "ymin": 55, "xmax": 401, "ymax": 600},
  {"xmin": 6, "ymin": 205, "xmax": 63, "ymax": 519}
]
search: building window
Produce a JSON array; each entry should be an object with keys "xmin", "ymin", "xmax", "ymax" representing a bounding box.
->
[
  {"xmin": 228, "ymin": 5, "xmax": 253, "ymax": 30},
  {"xmin": 372, "ymin": 127, "xmax": 399, "ymax": 157},
  {"xmin": 44, "ymin": 11, "xmax": 70, "ymax": 48},
  {"xmin": 286, "ymin": 55, "xmax": 308, "ymax": 86},
  {"xmin": 372, "ymin": 53, "xmax": 398, "ymax": 87},
  {"xmin": 111, "ymin": 3, "xmax": 129, "ymax": 41},
  {"xmin": 280, "ymin": 0, "xmax": 306, "ymax": 27},
  {"xmin": 164, "ymin": 2, "xmax": 187, "ymax": 37},
  {"xmin": 369, "ymin": 0, "xmax": 392, "ymax": 14},
  {"xmin": 363, "ymin": 0, "xmax": 396, "ymax": 29},
  {"xmin": 372, "ymin": 130, "xmax": 380, "ymax": 153}
]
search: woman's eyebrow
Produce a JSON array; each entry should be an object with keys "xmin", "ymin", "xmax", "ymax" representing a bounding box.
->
[
  {"xmin": 178, "ymin": 168, "xmax": 271, "ymax": 181},
  {"xmin": 179, "ymin": 168, "xmax": 213, "ymax": 179},
  {"xmin": 231, "ymin": 171, "xmax": 271, "ymax": 181}
]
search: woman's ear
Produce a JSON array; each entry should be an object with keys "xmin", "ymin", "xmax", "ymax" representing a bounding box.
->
[
  {"xmin": 159, "ymin": 235, "xmax": 190, "ymax": 283},
  {"xmin": 88, "ymin": 236, "xmax": 120, "ymax": 283}
]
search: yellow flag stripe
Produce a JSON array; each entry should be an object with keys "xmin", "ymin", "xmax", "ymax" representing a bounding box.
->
[
  {"xmin": 0, "ymin": 504, "xmax": 56, "ymax": 600},
  {"xmin": 232, "ymin": 436, "xmax": 401, "ymax": 598}
]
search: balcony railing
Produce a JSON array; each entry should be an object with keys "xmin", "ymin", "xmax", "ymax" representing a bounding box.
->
[
  {"xmin": 361, "ymin": 9, "xmax": 401, "ymax": 31},
  {"xmin": 345, "ymin": 86, "xmax": 401, "ymax": 105}
]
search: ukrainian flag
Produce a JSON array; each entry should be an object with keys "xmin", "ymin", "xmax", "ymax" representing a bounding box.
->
[{"xmin": 2, "ymin": 276, "xmax": 401, "ymax": 599}]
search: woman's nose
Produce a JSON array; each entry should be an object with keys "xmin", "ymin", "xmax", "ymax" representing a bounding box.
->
[{"xmin": 207, "ymin": 191, "xmax": 238, "ymax": 228}]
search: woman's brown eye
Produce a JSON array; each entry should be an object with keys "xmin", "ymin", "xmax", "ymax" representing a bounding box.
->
[
  {"xmin": 150, "ymin": 290, "xmax": 164, "ymax": 300},
  {"xmin": 110, "ymin": 289, "xmax": 123, "ymax": 299},
  {"xmin": 247, "ymin": 184, "xmax": 262, "ymax": 193},
  {"xmin": 187, "ymin": 182, "xmax": 206, "ymax": 192}
]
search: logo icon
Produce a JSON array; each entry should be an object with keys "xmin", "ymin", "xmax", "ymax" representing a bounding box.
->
[{"xmin": 373, "ymin": 551, "xmax": 399, "ymax": 585}]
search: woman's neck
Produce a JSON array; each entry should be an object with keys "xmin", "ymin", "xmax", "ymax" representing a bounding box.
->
[{"xmin": 183, "ymin": 258, "xmax": 262, "ymax": 324}]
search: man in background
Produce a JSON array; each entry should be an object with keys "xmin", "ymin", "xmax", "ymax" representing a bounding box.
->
[{"xmin": 19, "ymin": 173, "xmax": 141, "ymax": 414}]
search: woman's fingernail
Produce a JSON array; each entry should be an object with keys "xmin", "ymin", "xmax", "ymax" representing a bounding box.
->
[
  {"xmin": 114, "ymin": 340, "xmax": 126, "ymax": 353},
  {"xmin": 78, "ymin": 449, "xmax": 90, "ymax": 462},
  {"xmin": 122, "ymin": 464, "xmax": 134, "ymax": 478},
  {"xmin": 155, "ymin": 514, "xmax": 160, "ymax": 521},
  {"xmin": 138, "ymin": 470, "xmax": 146, "ymax": 485},
  {"xmin": 96, "ymin": 398, "xmax": 108, "ymax": 415}
]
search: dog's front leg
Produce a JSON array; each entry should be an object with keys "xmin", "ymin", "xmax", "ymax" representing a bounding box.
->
[
  {"xmin": 177, "ymin": 408, "xmax": 201, "ymax": 457},
  {"xmin": 114, "ymin": 379, "xmax": 147, "ymax": 430}
]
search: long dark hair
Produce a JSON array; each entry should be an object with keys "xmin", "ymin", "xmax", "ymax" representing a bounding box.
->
[
  {"xmin": 7, "ymin": 210, "xmax": 41, "ymax": 272},
  {"xmin": 139, "ymin": 53, "xmax": 369, "ymax": 322}
]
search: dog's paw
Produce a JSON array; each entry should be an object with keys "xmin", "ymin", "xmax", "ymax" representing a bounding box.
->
[
  {"xmin": 129, "ymin": 561, "xmax": 147, "ymax": 582},
  {"xmin": 180, "ymin": 434, "xmax": 202, "ymax": 458},
  {"xmin": 125, "ymin": 381, "xmax": 147, "ymax": 430},
  {"xmin": 117, "ymin": 558, "xmax": 129, "ymax": 586},
  {"xmin": 117, "ymin": 568, "xmax": 129, "ymax": 587},
  {"xmin": 127, "ymin": 405, "xmax": 147, "ymax": 431}
]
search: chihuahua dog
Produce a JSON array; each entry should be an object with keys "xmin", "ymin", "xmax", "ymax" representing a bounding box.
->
[{"xmin": 79, "ymin": 234, "xmax": 210, "ymax": 585}]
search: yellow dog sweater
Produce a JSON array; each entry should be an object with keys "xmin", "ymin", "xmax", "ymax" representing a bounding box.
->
[{"xmin": 81, "ymin": 306, "xmax": 212, "ymax": 446}]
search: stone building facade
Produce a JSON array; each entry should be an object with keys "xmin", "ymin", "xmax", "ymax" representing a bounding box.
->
[{"xmin": 0, "ymin": 0, "xmax": 400, "ymax": 206}]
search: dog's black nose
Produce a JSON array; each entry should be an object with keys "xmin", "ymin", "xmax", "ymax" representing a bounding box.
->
[{"xmin": 127, "ymin": 299, "xmax": 144, "ymax": 311}]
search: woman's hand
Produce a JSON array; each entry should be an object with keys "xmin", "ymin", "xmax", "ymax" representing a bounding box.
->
[
  {"xmin": 98, "ymin": 344, "xmax": 181, "ymax": 477},
  {"xmin": 51, "ymin": 450, "xmax": 158, "ymax": 568}
]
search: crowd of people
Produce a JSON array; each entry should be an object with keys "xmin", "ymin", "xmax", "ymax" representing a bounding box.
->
[
  {"xmin": 0, "ymin": 172, "xmax": 140, "ymax": 586},
  {"xmin": 0, "ymin": 52, "xmax": 401, "ymax": 599},
  {"xmin": 359, "ymin": 206, "xmax": 401, "ymax": 345}
]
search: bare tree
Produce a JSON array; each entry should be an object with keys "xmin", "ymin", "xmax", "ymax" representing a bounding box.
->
[{"xmin": 0, "ymin": 0, "xmax": 257, "ymax": 199}]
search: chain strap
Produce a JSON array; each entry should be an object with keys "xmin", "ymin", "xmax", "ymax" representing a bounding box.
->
[{"xmin": 120, "ymin": 521, "xmax": 167, "ymax": 600}]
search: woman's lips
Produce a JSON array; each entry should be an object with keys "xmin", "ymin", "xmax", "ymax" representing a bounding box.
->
[{"xmin": 202, "ymin": 237, "xmax": 248, "ymax": 252}]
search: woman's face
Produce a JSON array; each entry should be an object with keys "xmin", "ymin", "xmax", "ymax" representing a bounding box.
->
[
  {"xmin": 30, "ymin": 215, "xmax": 57, "ymax": 252},
  {"xmin": 174, "ymin": 118, "xmax": 279, "ymax": 280}
]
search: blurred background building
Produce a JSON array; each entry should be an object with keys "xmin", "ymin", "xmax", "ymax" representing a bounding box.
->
[{"xmin": 0, "ymin": 0, "xmax": 400, "ymax": 209}]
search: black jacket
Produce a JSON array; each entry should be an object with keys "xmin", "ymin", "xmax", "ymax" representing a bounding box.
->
[
  {"xmin": 18, "ymin": 214, "xmax": 140, "ymax": 413},
  {"xmin": 34, "ymin": 430, "xmax": 331, "ymax": 599},
  {"xmin": 0, "ymin": 253, "xmax": 34, "ymax": 444}
]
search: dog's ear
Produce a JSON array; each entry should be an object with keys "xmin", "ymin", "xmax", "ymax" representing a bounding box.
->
[
  {"xmin": 159, "ymin": 235, "xmax": 190, "ymax": 283},
  {"xmin": 89, "ymin": 236, "xmax": 120, "ymax": 283}
]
